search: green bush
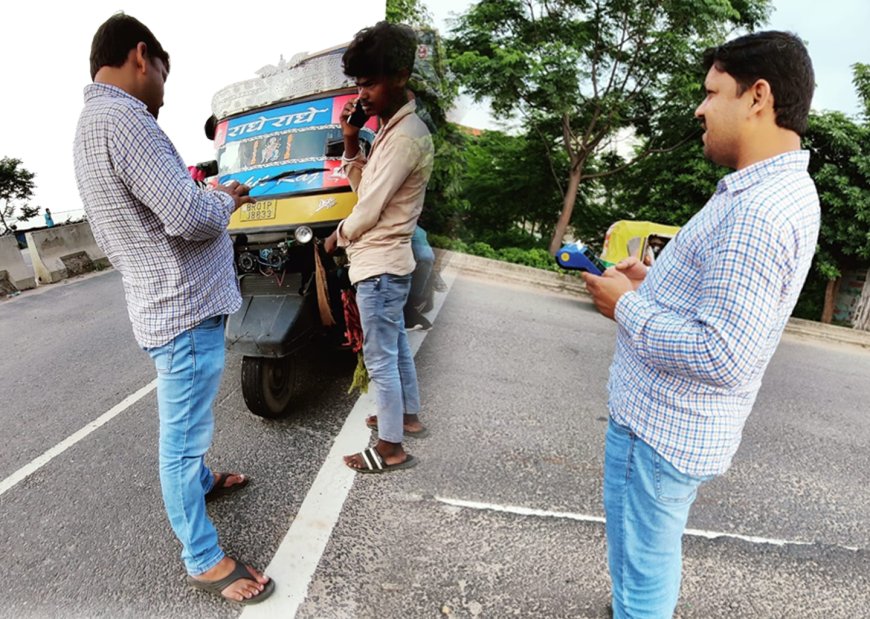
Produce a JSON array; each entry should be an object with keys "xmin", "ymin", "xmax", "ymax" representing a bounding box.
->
[
  {"xmin": 468, "ymin": 241, "xmax": 498, "ymax": 259},
  {"xmin": 427, "ymin": 233, "xmax": 452, "ymax": 249},
  {"xmin": 428, "ymin": 233, "xmax": 468, "ymax": 254},
  {"xmin": 497, "ymin": 247, "xmax": 559, "ymax": 271},
  {"xmin": 431, "ymin": 234, "xmax": 566, "ymax": 273}
]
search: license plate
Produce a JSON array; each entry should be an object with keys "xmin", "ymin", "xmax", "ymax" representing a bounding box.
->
[{"xmin": 240, "ymin": 200, "xmax": 277, "ymax": 222}]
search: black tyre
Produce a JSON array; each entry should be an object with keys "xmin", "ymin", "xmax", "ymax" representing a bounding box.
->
[{"xmin": 240, "ymin": 356, "xmax": 296, "ymax": 418}]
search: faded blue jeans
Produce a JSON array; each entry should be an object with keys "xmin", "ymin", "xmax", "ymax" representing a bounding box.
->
[
  {"xmin": 355, "ymin": 273, "xmax": 421, "ymax": 443},
  {"xmin": 409, "ymin": 226, "xmax": 435, "ymax": 308},
  {"xmin": 604, "ymin": 417, "xmax": 712, "ymax": 618},
  {"xmin": 146, "ymin": 315, "xmax": 225, "ymax": 576}
]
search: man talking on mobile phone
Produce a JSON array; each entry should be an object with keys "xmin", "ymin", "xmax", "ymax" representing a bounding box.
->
[{"xmin": 324, "ymin": 21, "xmax": 434, "ymax": 474}]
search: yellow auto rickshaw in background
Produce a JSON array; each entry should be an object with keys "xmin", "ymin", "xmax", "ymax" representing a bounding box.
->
[{"xmin": 600, "ymin": 220, "xmax": 681, "ymax": 267}]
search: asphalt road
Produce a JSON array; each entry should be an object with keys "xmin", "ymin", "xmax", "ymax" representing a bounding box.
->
[{"xmin": 0, "ymin": 268, "xmax": 867, "ymax": 618}]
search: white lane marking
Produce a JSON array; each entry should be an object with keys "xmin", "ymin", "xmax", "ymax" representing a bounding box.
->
[
  {"xmin": 0, "ymin": 379, "xmax": 158, "ymax": 497},
  {"xmin": 241, "ymin": 268, "xmax": 457, "ymax": 619},
  {"xmin": 434, "ymin": 496, "xmax": 861, "ymax": 552}
]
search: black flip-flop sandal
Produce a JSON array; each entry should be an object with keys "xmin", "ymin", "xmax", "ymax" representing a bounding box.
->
[
  {"xmin": 205, "ymin": 472, "xmax": 249, "ymax": 502},
  {"xmin": 347, "ymin": 447, "xmax": 418, "ymax": 474},
  {"xmin": 186, "ymin": 558, "xmax": 275, "ymax": 605}
]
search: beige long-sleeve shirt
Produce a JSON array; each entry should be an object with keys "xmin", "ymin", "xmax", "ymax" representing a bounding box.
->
[{"xmin": 336, "ymin": 99, "xmax": 434, "ymax": 284}]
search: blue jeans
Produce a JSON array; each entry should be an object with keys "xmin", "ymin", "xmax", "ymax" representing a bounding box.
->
[
  {"xmin": 146, "ymin": 315, "xmax": 226, "ymax": 575},
  {"xmin": 603, "ymin": 418, "xmax": 712, "ymax": 618},
  {"xmin": 355, "ymin": 273, "xmax": 421, "ymax": 443},
  {"xmin": 410, "ymin": 227, "xmax": 435, "ymax": 307}
]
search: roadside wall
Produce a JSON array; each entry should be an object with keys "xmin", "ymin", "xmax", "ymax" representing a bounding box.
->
[
  {"xmin": 0, "ymin": 234, "xmax": 36, "ymax": 292},
  {"xmin": 26, "ymin": 223, "xmax": 109, "ymax": 284}
]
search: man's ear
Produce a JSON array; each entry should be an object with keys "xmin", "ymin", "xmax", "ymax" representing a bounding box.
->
[
  {"xmin": 395, "ymin": 68, "xmax": 411, "ymax": 90},
  {"xmin": 133, "ymin": 41, "xmax": 149, "ymax": 74},
  {"xmin": 748, "ymin": 78, "xmax": 773, "ymax": 115}
]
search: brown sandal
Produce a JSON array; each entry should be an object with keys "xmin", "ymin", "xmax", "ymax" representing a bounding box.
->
[{"xmin": 205, "ymin": 472, "xmax": 249, "ymax": 502}]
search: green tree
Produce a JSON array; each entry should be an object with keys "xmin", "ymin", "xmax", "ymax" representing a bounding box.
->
[
  {"xmin": 386, "ymin": 2, "xmax": 467, "ymax": 236},
  {"xmin": 386, "ymin": 0, "xmax": 432, "ymax": 26},
  {"xmin": 446, "ymin": 0, "xmax": 769, "ymax": 254},
  {"xmin": 801, "ymin": 110, "xmax": 870, "ymax": 322},
  {"xmin": 458, "ymin": 129, "xmax": 568, "ymax": 245},
  {"xmin": 0, "ymin": 157, "xmax": 39, "ymax": 234},
  {"xmin": 853, "ymin": 62, "xmax": 870, "ymax": 119}
]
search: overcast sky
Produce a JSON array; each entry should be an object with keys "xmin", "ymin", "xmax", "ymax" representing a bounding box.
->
[{"xmin": 1, "ymin": 0, "xmax": 867, "ymax": 227}]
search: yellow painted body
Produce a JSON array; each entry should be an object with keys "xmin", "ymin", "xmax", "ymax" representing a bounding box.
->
[
  {"xmin": 228, "ymin": 191, "xmax": 357, "ymax": 233},
  {"xmin": 600, "ymin": 220, "xmax": 681, "ymax": 267}
]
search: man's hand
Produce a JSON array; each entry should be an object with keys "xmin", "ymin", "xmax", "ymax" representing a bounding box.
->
[
  {"xmin": 340, "ymin": 99, "xmax": 362, "ymax": 140},
  {"xmin": 324, "ymin": 229, "xmax": 339, "ymax": 255},
  {"xmin": 614, "ymin": 256, "xmax": 648, "ymax": 291},
  {"xmin": 581, "ymin": 267, "xmax": 635, "ymax": 320},
  {"xmin": 215, "ymin": 180, "xmax": 254, "ymax": 212}
]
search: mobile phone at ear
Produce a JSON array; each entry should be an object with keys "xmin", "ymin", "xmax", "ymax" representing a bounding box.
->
[{"xmin": 348, "ymin": 100, "xmax": 369, "ymax": 128}]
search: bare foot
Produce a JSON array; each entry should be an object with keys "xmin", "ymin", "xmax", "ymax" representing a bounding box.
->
[
  {"xmin": 365, "ymin": 414, "xmax": 426, "ymax": 434},
  {"xmin": 192, "ymin": 557, "xmax": 270, "ymax": 602}
]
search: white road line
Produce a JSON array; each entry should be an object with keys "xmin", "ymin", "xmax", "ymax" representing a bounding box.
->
[
  {"xmin": 242, "ymin": 268, "xmax": 458, "ymax": 619},
  {"xmin": 0, "ymin": 379, "xmax": 157, "ymax": 497},
  {"xmin": 434, "ymin": 496, "xmax": 861, "ymax": 552}
]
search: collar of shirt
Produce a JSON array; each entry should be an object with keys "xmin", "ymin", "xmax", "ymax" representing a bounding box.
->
[
  {"xmin": 370, "ymin": 99, "xmax": 418, "ymax": 153},
  {"xmin": 83, "ymin": 82, "xmax": 148, "ymax": 110},
  {"xmin": 716, "ymin": 150, "xmax": 810, "ymax": 195}
]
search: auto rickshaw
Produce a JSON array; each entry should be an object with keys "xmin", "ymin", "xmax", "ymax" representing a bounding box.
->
[
  {"xmin": 555, "ymin": 220, "xmax": 680, "ymax": 275},
  {"xmin": 207, "ymin": 34, "xmax": 441, "ymax": 418},
  {"xmin": 600, "ymin": 220, "xmax": 681, "ymax": 267}
]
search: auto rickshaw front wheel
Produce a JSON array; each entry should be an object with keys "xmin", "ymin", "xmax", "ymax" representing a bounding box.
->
[{"xmin": 241, "ymin": 356, "xmax": 297, "ymax": 418}]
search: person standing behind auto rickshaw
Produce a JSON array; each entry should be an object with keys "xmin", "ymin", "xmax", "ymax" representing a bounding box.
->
[
  {"xmin": 73, "ymin": 13, "xmax": 273, "ymax": 605},
  {"xmin": 404, "ymin": 225, "xmax": 435, "ymax": 331},
  {"xmin": 582, "ymin": 31, "xmax": 818, "ymax": 617},
  {"xmin": 325, "ymin": 21, "xmax": 435, "ymax": 473}
]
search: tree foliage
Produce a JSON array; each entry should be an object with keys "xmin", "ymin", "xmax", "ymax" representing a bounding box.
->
[
  {"xmin": 803, "ymin": 110, "xmax": 870, "ymax": 281},
  {"xmin": 458, "ymin": 129, "xmax": 567, "ymax": 246},
  {"xmin": 0, "ymin": 157, "xmax": 39, "ymax": 234},
  {"xmin": 446, "ymin": 0, "xmax": 770, "ymax": 253},
  {"xmin": 852, "ymin": 62, "xmax": 870, "ymax": 120},
  {"xmin": 385, "ymin": 0, "xmax": 467, "ymax": 236},
  {"xmin": 386, "ymin": 0, "xmax": 432, "ymax": 27}
]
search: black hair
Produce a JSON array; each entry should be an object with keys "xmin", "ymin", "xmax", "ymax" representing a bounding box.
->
[
  {"xmin": 89, "ymin": 13, "xmax": 170, "ymax": 81},
  {"xmin": 703, "ymin": 31, "xmax": 814, "ymax": 135},
  {"xmin": 342, "ymin": 21, "xmax": 416, "ymax": 79}
]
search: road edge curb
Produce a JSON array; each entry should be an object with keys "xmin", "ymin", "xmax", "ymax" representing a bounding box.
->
[{"xmin": 435, "ymin": 249, "xmax": 870, "ymax": 350}]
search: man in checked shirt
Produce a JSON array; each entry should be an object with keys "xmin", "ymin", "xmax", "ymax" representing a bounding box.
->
[
  {"xmin": 73, "ymin": 14, "xmax": 273, "ymax": 605},
  {"xmin": 583, "ymin": 32, "xmax": 819, "ymax": 618}
]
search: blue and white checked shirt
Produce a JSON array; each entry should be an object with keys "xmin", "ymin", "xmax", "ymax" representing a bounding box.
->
[
  {"xmin": 73, "ymin": 84, "xmax": 241, "ymax": 348},
  {"xmin": 609, "ymin": 151, "xmax": 820, "ymax": 477}
]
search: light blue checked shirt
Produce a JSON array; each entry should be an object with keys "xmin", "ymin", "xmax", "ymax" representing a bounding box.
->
[
  {"xmin": 73, "ymin": 84, "xmax": 241, "ymax": 348},
  {"xmin": 609, "ymin": 151, "xmax": 820, "ymax": 477}
]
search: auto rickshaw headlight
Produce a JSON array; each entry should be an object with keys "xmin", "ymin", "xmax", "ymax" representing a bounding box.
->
[{"xmin": 294, "ymin": 226, "xmax": 314, "ymax": 244}]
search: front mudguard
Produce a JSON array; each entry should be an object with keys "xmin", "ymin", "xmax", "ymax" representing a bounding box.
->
[{"xmin": 225, "ymin": 272, "xmax": 319, "ymax": 357}]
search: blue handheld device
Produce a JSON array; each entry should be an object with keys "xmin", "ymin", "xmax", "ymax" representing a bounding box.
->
[{"xmin": 555, "ymin": 242, "xmax": 605, "ymax": 276}]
